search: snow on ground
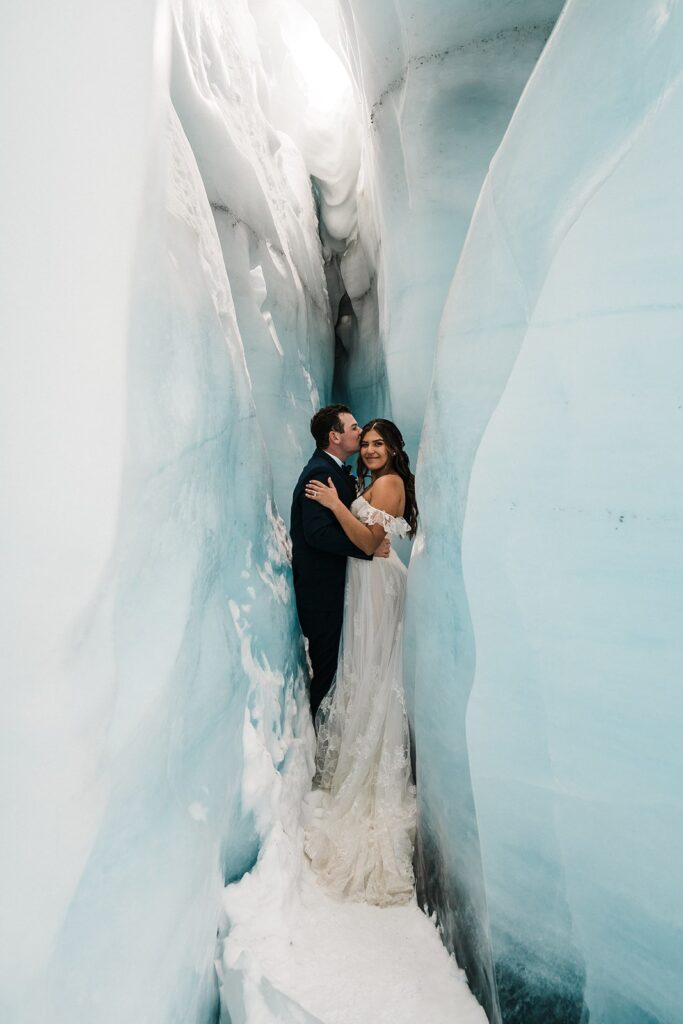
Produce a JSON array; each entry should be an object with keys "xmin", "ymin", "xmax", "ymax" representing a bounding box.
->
[
  {"xmin": 232, "ymin": 858, "xmax": 488, "ymax": 1024},
  {"xmin": 217, "ymin": 708, "xmax": 488, "ymax": 1024}
]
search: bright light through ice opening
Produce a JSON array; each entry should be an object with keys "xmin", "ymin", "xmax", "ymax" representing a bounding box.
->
[{"xmin": 282, "ymin": 18, "xmax": 351, "ymax": 114}]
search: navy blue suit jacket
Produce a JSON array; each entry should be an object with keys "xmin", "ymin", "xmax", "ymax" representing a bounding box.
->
[{"xmin": 290, "ymin": 449, "xmax": 371, "ymax": 615}]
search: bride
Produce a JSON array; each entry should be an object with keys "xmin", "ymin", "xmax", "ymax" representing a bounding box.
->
[{"xmin": 302, "ymin": 418, "xmax": 419, "ymax": 906}]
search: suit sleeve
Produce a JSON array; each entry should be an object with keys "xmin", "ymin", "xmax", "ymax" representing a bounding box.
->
[{"xmin": 300, "ymin": 471, "xmax": 372, "ymax": 560}]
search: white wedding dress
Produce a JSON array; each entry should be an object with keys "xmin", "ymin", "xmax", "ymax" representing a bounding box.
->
[{"xmin": 304, "ymin": 496, "xmax": 417, "ymax": 906}]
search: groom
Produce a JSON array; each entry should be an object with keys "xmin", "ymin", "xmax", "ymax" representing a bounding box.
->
[{"xmin": 290, "ymin": 404, "xmax": 389, "ymax": 719}]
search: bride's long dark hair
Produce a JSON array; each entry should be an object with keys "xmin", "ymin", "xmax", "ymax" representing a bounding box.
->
[{"xmin": 356, "ymin": 419, "xmax": 419, "ymax": 537}]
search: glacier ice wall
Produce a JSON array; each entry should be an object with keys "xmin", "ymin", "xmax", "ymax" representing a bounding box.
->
[
  {"xmin": 0, "ymin": 1, "xmax": 357, "ymax": 1020},
  {"xmin": 3, "ymin": 1, "xmax": 682, "ymax": 1022},
  {"xmin": 0, "ymin": 1, "xmax": 164, "ymax": 1011},
  {"xmin": 169, "ymin": 0, "xmax": 362, "ymax": 518},
  {"xmin": 336, "ymin": 0, "xmax": 564, "ymax": 457},
  {"xmin": 409, "ymin": 1, "xmax": 683, "ymax": 1022}
]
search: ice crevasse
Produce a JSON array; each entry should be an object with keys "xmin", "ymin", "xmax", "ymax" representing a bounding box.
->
[{"xmin": 0, "ymin": 1, "xmax": 682, "ymax": 1023}]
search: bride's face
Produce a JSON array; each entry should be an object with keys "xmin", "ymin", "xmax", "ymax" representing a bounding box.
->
[{"xmin": 359, "ymin": 429, "xmax": 390, "ymax": 473}]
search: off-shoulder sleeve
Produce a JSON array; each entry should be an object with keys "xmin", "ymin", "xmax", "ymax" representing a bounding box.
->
[{"xmin": 356, "ymin": 500, "xmax": 410, "ymax": 538}]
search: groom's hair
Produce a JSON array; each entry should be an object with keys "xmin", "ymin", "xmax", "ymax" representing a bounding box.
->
[{"xmin": 310, "ymin": 404, "xmax": 351, "ymax": 449}]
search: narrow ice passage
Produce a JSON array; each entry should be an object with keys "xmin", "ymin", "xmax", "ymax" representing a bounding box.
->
[
  {"xmin": 4, "ymin": 1, "xmax": 682, "ymax": 1023},
  {"xmin": 204, "ymin": 4, "xmax": 488, "ymax": 1017}
]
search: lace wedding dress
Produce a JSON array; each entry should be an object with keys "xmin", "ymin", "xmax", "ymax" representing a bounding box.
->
[{"xmin": 304, "ymin": 496, "xmax": 417, "ymax": 906}]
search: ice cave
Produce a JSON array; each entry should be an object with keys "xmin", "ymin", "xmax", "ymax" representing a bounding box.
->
[{"xmin": 1, "ymin": 0, "xmax": 682, "ymax": 1022}]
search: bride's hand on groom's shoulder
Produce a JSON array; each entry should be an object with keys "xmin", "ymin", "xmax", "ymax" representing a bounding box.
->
[{"xmin": 305, "ymin": 476, "xmax": 341, "ymax": 511}]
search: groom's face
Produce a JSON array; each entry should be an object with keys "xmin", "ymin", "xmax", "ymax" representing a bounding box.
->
[{"xmin": 334, "ymin": 412, "xmax": 361, "ymax": 458}]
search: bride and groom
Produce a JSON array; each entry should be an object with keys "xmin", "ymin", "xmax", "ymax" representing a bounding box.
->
[{"xmin": 289, "ymin": 404, "xmax": 418, "ymax": 906}]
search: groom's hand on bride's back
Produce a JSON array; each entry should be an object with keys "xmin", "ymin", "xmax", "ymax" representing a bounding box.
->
[{"xmin": 375, "ymin": 537, "xmax": 391, "ymax": 558}]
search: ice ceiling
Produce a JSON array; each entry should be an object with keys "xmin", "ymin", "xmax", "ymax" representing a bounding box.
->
[{"xmin": 1, "ymin": 1, "xmax": 681, "ymax": 1023}]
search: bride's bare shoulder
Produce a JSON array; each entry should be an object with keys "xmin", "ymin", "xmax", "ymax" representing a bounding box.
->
[
  {"xmin": 371, "ymin": 473, "xmax": 403, "ymax": 494},
  {"xmin": 364, "ymin": 474, "xmax": 405, "ymax": 514}
]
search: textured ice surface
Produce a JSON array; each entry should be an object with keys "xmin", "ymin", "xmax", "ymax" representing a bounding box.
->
[
  {"xmin": 0, "ymin": 0, "xmax": 352, "ymax": 1020},
  {"xmin": 408, "ymin": 1, "xmax": 683, "ymax": 1022},
  {"xmin": 336, "ymin": 0, "xmax": 564, "ymax": 456},
  {"xmin": 170, "ymin": 0, "xmax": 363, "ymax": 517}
]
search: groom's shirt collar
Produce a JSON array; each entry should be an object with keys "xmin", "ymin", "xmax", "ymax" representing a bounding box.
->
[{"xmin": 322, "ymin": 449, "xmax": 344, "ymax": 469}]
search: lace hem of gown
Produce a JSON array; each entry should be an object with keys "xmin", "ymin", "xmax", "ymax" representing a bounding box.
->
[{"xmin": 304, "ymin": 786, "xmax": 416, "ymax": 907}]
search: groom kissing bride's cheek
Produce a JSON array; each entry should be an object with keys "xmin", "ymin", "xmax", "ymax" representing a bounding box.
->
[{"xmin": 289, "ymin": 404, "xmax": 419, "ymax": 906}]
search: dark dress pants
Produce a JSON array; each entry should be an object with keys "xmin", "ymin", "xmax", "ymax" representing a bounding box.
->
[{"xmin": 296, "ymin": 603, "xmax": 343, "ymax": 720}]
